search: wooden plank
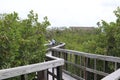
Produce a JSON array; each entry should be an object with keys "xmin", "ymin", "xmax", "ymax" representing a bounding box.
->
[
  {"xmin": 51, "ymin": 48, "xmax": 120, "ymax": 63},
  {"xmin": 0, "ymin": 55, "xmax": 64, "ymax": 79},
  {"xmin": 63, "ymin": 69, "xmax": 85, "ymax": 80},
  {"xmin": 102, "ymin": 68, "xmax": 120, "ymax": 80},
  {"xmin": 64, "ymin": 60, "xmax": 109, "ymax": 76}
]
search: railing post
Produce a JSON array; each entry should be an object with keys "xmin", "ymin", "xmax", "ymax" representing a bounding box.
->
[
  {"xmin": 52, "ymin": 51, "xmax": 55, "ymax": 56},
  {"xmin": 52, "ymin": 68, "xmax": 55, "ymax": 80},
  {"xmin": 64, "ymin": 53, "xmax": 68, "ymax": 70},
  {"xmin": 104, "ymin": 61, "xmax": 108, "ymax": 73},
  {"xmin": 21, "ymin": 75, "xmax": 26, "ymax": 80},
  {"xmin": 75, "ymin": 55, "xmax": 78, "ymax": 75},
  {"xmin": 115, "ymin": 62, "xmax": 117, "ymax": 71},
  {"xmin": 58, "ymin": 52, "xmax": 61, "ymax": 58},
  {"xmin": 94, "ymin": 59, "xmax": 97, "ymax": 80},
  {"xmin": 37, "ymin": 70, "xmax": 47, "ymax": 80},
  {"xmin": 57, "ymin": 66, "xmax": 62, "ymax": 80},
  {"xmin": 86, "ymin": 57, "xmax": 88, "ymax": 80},
  {"xmin": 83, "ymin": 57, "xmax": 86, "ymax": 79},
  {"xmin": 80, "ymin": 56, "xmax": 82, "ymax": 77},
  {"xmin": 21, "ymin": 74, "xmax": 27, "ymax": 80}
]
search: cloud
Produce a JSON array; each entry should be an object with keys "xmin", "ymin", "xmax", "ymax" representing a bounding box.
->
[
  {"xmin": 0, "ymin": 0, "xmax": 120, "ymax": 27},
  {"xmin": 100, "ymin": 0, "xmax": 120, "ymax": 7}
]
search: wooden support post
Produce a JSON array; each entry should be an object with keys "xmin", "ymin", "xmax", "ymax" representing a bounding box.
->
[
  {"xmin": 75, "ymin": 55, "xmax": 78, "ymax": 75},
  {"xmin": 52, "ymin": 68, "xmax": 55, "ymax": 80},
  {"xmin": 21, "ymin": 75, "xmax": 26, "ymax": 80},
  {"xmin": 86, "ymin": 57, "xmax": 88, "ymax": 80},
  {"xmin": 64, "ymin": 53, "xmax": 68, "ymax": 70},
  {"xmin": 105, "ymin": 61, "xmax": 108, "ymax": 73},
  {"xmin": 52, "ymin": 51, "xmax": 55, "ymax": 56},
  {"xmin": 58, "ymin": 52, "xmax": 61, "ymax": 58},
  {"xmin": 80, "ymin": 56, "xmax": 82, "ymax": 77},
  {"xmin": 115, "ymin": 62, "xmax": 117, "ymax": 71},
  {"xmin": 84, "ymin": 57, "xmax": 87, "ymax": 80},
  {"xmin": 57, "ymin": 66, "xmax": 62, "ymax": 80},
  {"xmin": 94, "ymin": 59, "xmax": 97, "ymax": 80},
  {"xmin": 37, "ymin": 70, "xmax": 47, "ymax": 80},
  {"xmin": 47, "ymin": 69, "xmax": 48, "ymax": 80}
]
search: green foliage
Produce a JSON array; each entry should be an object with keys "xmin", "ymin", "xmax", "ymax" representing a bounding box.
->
[
  {"xmin": 47, "ymin": 27, "xmax": 97, "ymax": 51},
  {"xmin": 46, "ymin": 7, "xmax": 120, "ymax": 80},
  {"xmin": 0, "ymin": 10, "xmax": 50, "ymax": 69},
  {"xmin": 47, "ymin": 7, "xmax": 120, "ymax": 57},
  {"xmin": 95, "ymin": 7, "xmax": 120, "ymax": 56}
]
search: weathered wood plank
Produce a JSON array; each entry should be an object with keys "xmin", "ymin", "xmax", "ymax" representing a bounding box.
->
[
  {"xmin": 51, "ymin": 48, "xmax": 120, "ymax": 63},
  {"xmin": 0, "ymin": 55, "xmax": 64, "ymax": 79},
  {"xmin": 101, "ymin": 68, "xmax": 120, "ymax": 80},
  {"xmin": 64, "ymin": 60, "xmax": 109, "ymax": 76},
  {"xmin": 63, "ymin": 69, "xmax": 85, "ymax": 80}
]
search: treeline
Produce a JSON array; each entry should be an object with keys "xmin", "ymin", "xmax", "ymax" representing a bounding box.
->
[{"xmin": 47, "ymin": 7, "xmax": 120, "ymax": 57}]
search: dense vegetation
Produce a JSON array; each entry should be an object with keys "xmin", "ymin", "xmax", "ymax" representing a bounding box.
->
[
  {"xmin": 47, "ymin": 7, "xmax": 120, "ymax": 57},
  {"xmin": 0, "ymin": 7, "xmax": 120, "ymax": 80},
  {"xmin": 46, "ymin": 7, "xmax": 120, "ymax": 80},
  {"xmin": 0, "ymin": 10, "xmax": 50, "ymax": 69}
]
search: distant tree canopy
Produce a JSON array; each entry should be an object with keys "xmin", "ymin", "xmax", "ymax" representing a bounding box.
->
[
  {"xmin": 0, "ymin": 10, "xmax": 50, "ymax": 69},
  {"xmin": 47, "ymin": 7, "xmax": 120, "ymax": 57}
]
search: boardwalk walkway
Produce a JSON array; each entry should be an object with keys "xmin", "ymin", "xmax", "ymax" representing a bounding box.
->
[
  {"xmin": 48, "ymin": 70, "xmax": 76, "ymax": 80},
  {"xmin": 46, "ymin": 52, "xmax": 76, "ymax": 80},
  {"xmin": 62, "ymin": 72, "xmax": 76, "ymax": 80}
]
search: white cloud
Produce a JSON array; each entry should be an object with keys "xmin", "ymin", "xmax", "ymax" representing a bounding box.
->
[{"xmin": 0, "ymin": 0, "xmax": 120, "ymax": 27}]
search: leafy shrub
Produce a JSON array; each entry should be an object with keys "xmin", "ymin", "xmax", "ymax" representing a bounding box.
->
[{"xmin": 0, "ymin": 10, "xmax": 50, "ymax": 69}]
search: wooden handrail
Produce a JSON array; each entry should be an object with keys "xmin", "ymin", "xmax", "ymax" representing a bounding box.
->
[
  {"xmin": 0, "ymin": 55, "xmax": 64, "ymax": 79},
  {"xmin": 50, "ymin": 43, "xmax": 120, "ymax": 80},
  {"xmin": 101, "ymin": 68, "xmax": 120, "ymax": 80},
  {"xmin": 51, "ymin": 48, "xmax": 120, "ymax": 63}
]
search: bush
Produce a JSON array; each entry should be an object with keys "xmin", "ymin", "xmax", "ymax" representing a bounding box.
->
[{"xmin": 0, "ymin": 10, "xmax": 50, "ymax": 69}]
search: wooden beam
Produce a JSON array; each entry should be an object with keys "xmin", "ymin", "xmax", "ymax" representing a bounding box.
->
[
  {"xmin": 64, "ymin": 60, "xmax": 109, "ymax": 76},
  {"xmin": 0, "ymin": 55, "xmax": 64, "ymax": 79},
  {"xmin": 102, "ymin": 68, "xmax": 120, "ymax": 80},
  {"xmin": 51, "ymin": 48, "xmax": 120, "ymax": 63}
]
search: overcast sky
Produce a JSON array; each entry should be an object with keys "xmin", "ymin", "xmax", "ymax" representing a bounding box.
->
[{"xmin": 0, "ymin": 0, "xmax": 120, "ymax": 27}]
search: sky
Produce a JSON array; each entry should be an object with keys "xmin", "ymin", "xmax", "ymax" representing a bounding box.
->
[{"xmin": 0, "ymin": 0, "xmax": 120, "ymax": 28}]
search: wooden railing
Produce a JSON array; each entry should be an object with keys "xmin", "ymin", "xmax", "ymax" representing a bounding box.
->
[
  {"xmin": 50, "ymin": 45, "xmax": 120, "ymax": 80},
  {"xmin": 0, "ymin": 55, "xmax": 64, "ymax": 80},
  {"xmin": 1, "ymin": 42, "xmax": 120, "ymax": 80},
  {"xmin": 102, "ymin": 68, "xmax": 120, "ymax": 80}
]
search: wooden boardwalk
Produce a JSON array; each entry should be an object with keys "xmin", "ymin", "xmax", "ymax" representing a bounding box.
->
[
  {"xmin": 47, "ymin": 52, "xmax": 76, "ymax": 80},
  {"xmin": 1, "ymin": 43, "xmax": 120, "ymax": 80},
  {"xmin": 48, "ymin": 69, "xmax": 76, "ymax": 80},
  {"xmin": 62, "ymin": 72, "xmax": 76, "ymax": 80}
]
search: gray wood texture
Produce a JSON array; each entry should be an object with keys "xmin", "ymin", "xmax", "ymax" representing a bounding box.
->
[
  {"xmin": 0, "ymin": 55, "xmax": 64, "ymax": 79},
  {"xmin": 51, "ymin": 48, "xmax": 120, "ymax": 63},
  {"xmin": 102, "ymin": 68, "xmax": 120, "ymax": 80}
]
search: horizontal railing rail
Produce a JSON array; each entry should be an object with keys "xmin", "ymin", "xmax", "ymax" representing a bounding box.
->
[
  {"xmin": 102, "ymin": 68, "xmax": 120, "ymax": 80},
  {"xmin": 46, "ymin": 42, "xmax": 65, "ymax": 51},
  {"xmin": 0, "ymin": 55, "xmax": 64, "ymax": 80},
  {"xmin": 51, "ymin": 48, "xmax": 120, "ymax": 63},
  {"xmin": 50, "ymin": 46, "xmax": 120, "ymax": 80}
]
